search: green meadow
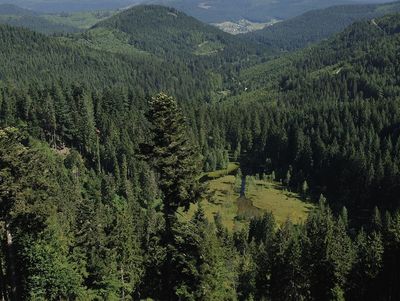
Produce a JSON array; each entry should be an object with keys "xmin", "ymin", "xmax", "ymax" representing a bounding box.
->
[{"xmin": 184, "ymin": 167, "xmax": 313, "ymax": 231}]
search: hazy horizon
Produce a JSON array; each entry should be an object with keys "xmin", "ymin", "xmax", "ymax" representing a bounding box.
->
[{"xmin": 0, "ymin": 0, "xmax": 396, "ymax": 15}]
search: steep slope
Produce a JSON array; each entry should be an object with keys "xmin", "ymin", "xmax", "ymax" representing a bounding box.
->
[
  {"xmin": 246, "ymin": 1, "xmax": 400, "ymax": 51},
  {"xmin": 239, "ymin": 13, "xmax": 400, "ymax": 103},
  {"xmin": 0, "ymin": 4, "xmax": 79, "ymax": 34}
]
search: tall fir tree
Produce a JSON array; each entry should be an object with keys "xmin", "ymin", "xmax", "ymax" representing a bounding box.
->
[{"xmin": 142, "ymin": 92, "xmax": 203, "ymax": 299}]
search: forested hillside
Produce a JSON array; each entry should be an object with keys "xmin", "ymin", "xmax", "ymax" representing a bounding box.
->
[
  {"xmin": 246, "ymin": 1, "xmax": 400, "ymax": 51},
  {"xmin": 89, "ymin": 5, "xmax": 265, "ymax": 60},
  {"xmin": 1, "ymin": 5, "xmax": 400, "ymax": 301},
  {"xmin": 0, "ymin": 23, "xmax": 223, "ymax": 100}
]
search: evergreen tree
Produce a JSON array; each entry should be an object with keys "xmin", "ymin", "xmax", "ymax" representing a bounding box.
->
[
  {"xmin": 301, "ymin": 180, "xmax": 309, "ymax": 198},
  {"xmin": 270, "ymin": 221, "xmax": 306, "ymax": 301},
  {"xmin": 193, "ymin": 206, "xmax": 237, "ymax": 300},
  {"xmin": 304, "ymin": 197, "xmax": 355, "ymax": 301},
  {"xmin": 143, "ymin": 92, "xmax": 203, "ymax": 217},
  {"xmin": 142, "ymin": 92, "xmax": 203, "ymax": 299},
  {"xmin": 371, "ymin": 206, "xmax": 383, "ymax": 232},
  {"xmin": 348, "ymin": 230, "xmax": 384, "ymax": 300},
  {"xmin": 0, "ymin": 127, "xmax": 86, "ymax": 300},
  {"xmin": 235, "ymin": 168, "xmax": 243, "ymax": 194}
]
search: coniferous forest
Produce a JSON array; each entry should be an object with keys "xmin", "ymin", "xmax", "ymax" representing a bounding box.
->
[{"xmin": 0, "ymin": 2, "xmax": 400, "ymax": 301}]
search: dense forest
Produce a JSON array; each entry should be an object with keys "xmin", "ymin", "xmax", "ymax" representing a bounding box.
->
[{"xmin": 0, "ymin": 4, "xmax": 400, "ymax": 301}]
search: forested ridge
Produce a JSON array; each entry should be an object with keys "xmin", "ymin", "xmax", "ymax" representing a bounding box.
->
[
  {"xmin": 0, "ymin": 24, "xmax": 218, "ymax": 100},
  {"xmin": 0, "ymin": 5, "xmax": 400, "ymax": 301}
]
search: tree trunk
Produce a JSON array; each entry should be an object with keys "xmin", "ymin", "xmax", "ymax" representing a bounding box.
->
[
  {"xmin": 0, "ymin": 249, "xmax": 7, "ymax": 301},
  {"xmin": 162, "ymin": 207, "xmax": 176, "ymax": 301},
  {"xmin": 5, "ymin": 226, "xmax": 17, "ymax": 301},
  {"xmin": 121, "ymin": 266, "xmax": 125, "ymax": 301},
  {"xmin": 96, "ymin": 135, "xmax": 101, "ymax": 173}
]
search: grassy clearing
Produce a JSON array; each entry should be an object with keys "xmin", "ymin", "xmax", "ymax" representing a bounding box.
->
[
  {"xmin": 43, "ymin": 10, "xmax": 116, "ymax": 29},
  {"xmin": 66, "ymin": 28, "xmax": 151, "ymax": 57},
  {"xmin": 247, "ymin": 180, "xmax": 313, "ymax": 225},
  {"xmin": 205, "ymin": 162, "xmax": 240, "ymax": 179},
  {"xmin": 194, "ymin": 40, "xmax": 225, "ymax": 56},
  {"xmin": 183, "ymin": 175, "xmax": 240, "ymax": 230},
  {"xmin": 182, "ymin": 174, "xmax": 313, "ymax": 231}
]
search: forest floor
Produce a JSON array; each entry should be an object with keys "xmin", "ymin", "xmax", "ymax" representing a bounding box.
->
[{"xmin": 183, "ymin": 173, "xmax": 314, "ymax": 231}]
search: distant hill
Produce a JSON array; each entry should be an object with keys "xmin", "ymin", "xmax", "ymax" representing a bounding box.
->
[
  {"xmin": 90, "ymin": 5, "xmax": 263, "ymax": 59},
  {"xmin": 42, "ymin": 10, "xmax": 117, "ymax": 30},
  {"xmin": 0, "ymin": 0, "xmax": 393, "ymax": 21},
  {"xmin": 141, "ymin": 0, "xmax": 393, "ymax": 23},
  {"xmin": 0, "ymin": 0, "xmax": 142, "ymax": 13},
  {"xmin": 246, "ymin": 1, "xmax": 400, "ymax": 51},
  {"xmin": 0, "ymin": 3, "xmax": 37, "ymax": 15},
  {"xmin": 0, "ymin": 4, "xmax": 79, "ymax": 34}
]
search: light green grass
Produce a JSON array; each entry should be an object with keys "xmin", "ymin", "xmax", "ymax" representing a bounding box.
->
[
  {"xmin": 43, "ymin": 10, "xmax": 116, "ymax": 29},
  {"xmin": 63, "ymin": 28, "xmax": 151, "ymax": 57},
  {"xmin": 182, "ymin": 175, "xmax": 313, "ymax": 231},
  {"xmin": 248, "ymin": 180, "xmax": 313, "ymax": 225},
  {"xmin": 184, "ymin": 175, "xmax": 240, "ymax": 231},
  {"xmin": 205, "ymin": 162, "xmax": 240, "ymax": 179},
  {"xmin": 194, "ymin": 40, "xmax": 225, "ymax": 56}
]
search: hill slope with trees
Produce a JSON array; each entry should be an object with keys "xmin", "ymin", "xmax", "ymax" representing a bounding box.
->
[
  {"xmin": 246, "ymin": 1, "xmax": 400, "ymax": 51},
  {"xmin": 90, "ymin": 5, "xmax": 264, "ymax": 59},
  {"xmin": 0, "ymin": 22, "xmax": 222, "ymax": 100}
]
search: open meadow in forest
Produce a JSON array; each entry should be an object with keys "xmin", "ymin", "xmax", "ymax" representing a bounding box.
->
[{"xmin": 184, "ymin": 168, "xmax": 314, "ymax": 231}]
